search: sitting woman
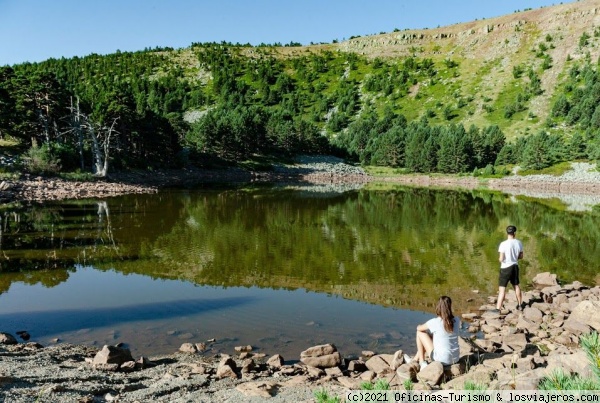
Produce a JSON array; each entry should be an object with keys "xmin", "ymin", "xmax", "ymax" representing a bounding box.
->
[{"xmin": 407, "ymin": 295, "xmax": 460, "ymax": 369}]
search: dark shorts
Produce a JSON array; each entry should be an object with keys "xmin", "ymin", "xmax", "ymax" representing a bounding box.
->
[{"xmin": 499, "ymin": 264, "xmax": 520, "ymax": 287}]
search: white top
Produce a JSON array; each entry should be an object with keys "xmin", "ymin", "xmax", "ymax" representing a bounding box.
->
[
  {"xmin": 425, "ymin": 316, "xmax": 460, "ymax": 365},
  {"xmin": 498, "ymin": 238, "xmax": 523, "ymax": 269}
]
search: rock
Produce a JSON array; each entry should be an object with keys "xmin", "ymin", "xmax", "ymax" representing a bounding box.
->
[
  {"xmin": 0, "ymin": 332, "xmax": 17, "ymax": 345},
  {"xmin": 569, "ymin": 301, "xmax": 600, "ymax": 332},
  {"xmin": 195, "ymin": 342, "xmax": 207, "ymax": 352},
  {"xmin": 267, "ymin": 354, "xmax": 284, "ymax": 369},
  {"xmin": 443, "ymin": 361, "xmax": 466, "ymax": 379},
  {"xmin": 241, "ymin": 358, "xmax": 256, "ymax": 373},
  {"xmin": 365, "ymin": 355, "xmax": 393, "ymax": 374},
  {"xmin": 179, "ymin": 343, "xmax": 197, "ymax": 353},
  {"xmin": 337, "ymin": 376, "xmax": 363, "ymax": 389},
  {"xmin": 93, "ymin": 363, "xmax": 120, "ymax": 372},
  {"xmin": 300, "ymin": 344, "xmax": 341, "ymax": 368},
  {"xmin": 361, "ymin": 350, "xmax": 375, "ymax": 359},
  {"xmin": 301, "ymin": 343, "xmax": 337, "ymax": 357},
  {"xmin": 545, "ymin": 350, "xmax": 593, "ymax": 378},
  {"xmin": 324, "ymin": 367, "xmax": 343, "ymax": 377},
  {"xmin": 235, "ymin": 345, "xmax": 253, "ymax": 353},
  {"xmin": 360, "ymin": 371, "xmax": 376, "ymax": 381},
  {"xmin": 396, "ymin": 362, "xmax": 419, "ymax": 382},
  {"xmin": 307, "ymin": 366, "xmax": 325, "ymax": 378},
  {"xmin": 532, "ymin": 272, "xmax": 558, "ymax": 288},
  {"xmin": 502, "ymin": 333, "xmax": 527, "ymax": 352},
  {"xmin": 216, "ymin": 357, "xmax": 238, "ymax": 379},
  {"xmin": 92, "ymin": 345, "xmax": 134, "ymax": 366},
  {"xmin": 391, "ymin": 350, "xmax": 404, "ymax": 370},
  {"xmin": 15, "ymin": 331, "xmax": 30, "ymax": 341},
  {"xmin": 347, "ymin": 359, "xmax": 367, "ymax": 372},
  {"xmin": 418, "ymin": 361, "xmax": 444, "ymax": 385},
  {"xmin": 563, "ymin": 319, "xmax": 592, "ymax": 335},
  {"xmin": 235, "ymin": 381, "xmax": 277, "ymax": 398},
  {"xmin": 301, "ymin": 352, "xmax": 342, "ymax": 369},
  {"xmin": 119, "ymin": 361, "xmax": 136, "ymax": 372},
  {"xmin": 523, "ymin": 306, "xmax": 543, "ymax": 322}
]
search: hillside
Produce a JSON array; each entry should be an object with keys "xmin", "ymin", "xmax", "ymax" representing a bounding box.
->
[{"xmin": 2, "ymin": 0, "xmax": 600, "ymax": 176}]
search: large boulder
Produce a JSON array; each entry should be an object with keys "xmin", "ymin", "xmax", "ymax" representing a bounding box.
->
[
  {"xmin": 92, "ymin": 345, "xmax": 134, "ymax": 366},
  {"xmin": 532, "ymin": 272, "xmax": 558, "ymax": 288},
  {"xmin": 418, "ymin": 361, "xmax": 444, "ymax": 385},
  {"xmin": 300, "ymin": 344, "xmax": 341, "ymax": 369},
  {"xmin": 568, "ymin": 301, "xmax": 600, "ymax": 332}
]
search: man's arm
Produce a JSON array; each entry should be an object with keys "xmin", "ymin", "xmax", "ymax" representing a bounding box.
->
[
  {"xmin": 499, "ymin": 252, "xmax": 505, "ymax": 263},
  {"xmin": 518, "ymin": 251, "xmax": 523, "ymax": 259}
]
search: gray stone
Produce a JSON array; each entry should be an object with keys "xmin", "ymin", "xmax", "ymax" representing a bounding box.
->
[
  {"xmin": 267, "ymin": 354, "xmax": 285, "ymax": 369},
  {"xmin": 365, "ymin": 354, "xmax": 392, "ymax": 374},
  {"xmin": 545, "ymin": 350, "xmax": 593, "ymax": 378},
  {"xmin": 523, "ymin": 306, "xmax": 543, "ymax": 322},
  {"xmin": 301, "ymin": 344, "xmax": 337, "ymax": 358},
  {"xmin": 502, "ymin": 333, "xmax": 527, "ymax": 351},
  {"xmin": 418, "ymin": 361, "xmax": 444, "ymax": 385},
  {"xmin": 563, "ymin": 319, "xmax": 592, "ymax": 335},
  {"xmin": 300, "ymin": 352, "xmax": 342, "ymax": 369},
  {"xmin": 235, "ymin": 345, "xmax": 253, "ymax": 353},
  {"xmin": 532, "ymin": 272, "xmax": 558, "ymax": 287},
  {"xmin": 179, "ymin": 343, "xmax": 197, "ymax": 353},
  {"xmin": 216, "ymin": 357, "xmax": 238, "ymax": 379},
  {"xmin": 569, "ymin": 301, "xmax": 600, "ymax": 332},
  {"xmin": 347, "ymin": 359, "xmax": 367, "ymax": 372},
  {"xmin": 92, "ymin": 345, "xmax": 134, "ymax": 366},
  {"xmin": 241, "ymin": 358, "xmax": 256, "ymax": 373}
]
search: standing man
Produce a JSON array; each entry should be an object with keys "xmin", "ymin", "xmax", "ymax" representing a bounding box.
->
[{"xmin": 495, "ymin": 225, "xmax": 523, "ymax": 313}]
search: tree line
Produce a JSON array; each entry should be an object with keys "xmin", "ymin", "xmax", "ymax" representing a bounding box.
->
[{"xmin": 1, "ymin": 44, "xmax": 599, "ymax": 176}]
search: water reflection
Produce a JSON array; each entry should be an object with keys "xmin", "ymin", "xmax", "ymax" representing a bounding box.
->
[{"xmin": 0, "ymin": 186, "xmax": 599, "ymax": 355}]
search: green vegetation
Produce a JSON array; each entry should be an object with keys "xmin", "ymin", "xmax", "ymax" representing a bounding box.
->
[
  {"xmin": 2, "ymin": 5, "xmax": 600, "ymax": 179},
  {"xmin": 538, "ymin": 332, "xmax": 600, "ymax": 390},
  {"xmin": 314, "ymin": 388, "xmax": 340, "ymax": 403}
]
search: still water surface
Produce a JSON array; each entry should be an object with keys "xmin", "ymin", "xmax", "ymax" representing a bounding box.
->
[{"xmin": 0, "ymin": 185, "xmax": 598, "ymax": 357}]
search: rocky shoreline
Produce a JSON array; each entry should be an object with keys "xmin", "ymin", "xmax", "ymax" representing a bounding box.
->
[
  {"xmin": 0, "ymin": 158, "xmax": 599, "ymax": 204},
  {"xmin": 1, "ymin": 272, "xmax": 598, "ymax": 402}
]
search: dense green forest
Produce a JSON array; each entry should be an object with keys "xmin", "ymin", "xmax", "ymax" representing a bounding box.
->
[{"xmin": 3, "ymin": 5, "xmax": 600, "ymax": 177}]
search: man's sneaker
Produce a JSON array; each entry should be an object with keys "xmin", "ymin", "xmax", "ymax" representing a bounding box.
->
[
  {"xmin": 517, "ymin": 303, "xmax": 525, "ymax": 311},
  {"xmin": 489, "ymin": 309, "xmax": 500, "ymax": 314},
  {"xmin": 419, "ymin": 360, "xmax": 428, "ymax": 370},
  {"xmin": 404, "ymin": 354, "xmax": 413, "ymax": 364}
]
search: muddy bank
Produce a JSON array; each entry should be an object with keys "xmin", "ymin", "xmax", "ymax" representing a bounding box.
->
[{"xmin": 1, "ymin": 273, "xmax": 599, "ymax": 402}]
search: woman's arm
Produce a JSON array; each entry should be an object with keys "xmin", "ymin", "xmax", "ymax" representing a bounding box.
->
[{"xmin": 416, "ymin": 323, "xmax": 429, "ymax": 332}]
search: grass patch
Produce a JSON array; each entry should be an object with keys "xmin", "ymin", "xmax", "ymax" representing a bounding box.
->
[
  {"xmin": 517, "ymin": 161, "xmax": 572, "ymax": 176},
  {"xmin": 314, "ymin": 388, "xmax": 340, "ymax": 403},
  {"xmin": 364, "ymin": 166, "xmax": 411, "ymax": 176},
  {"xmin": 58, "ymin": 171, "xmax": 98, "ymax": 182}
]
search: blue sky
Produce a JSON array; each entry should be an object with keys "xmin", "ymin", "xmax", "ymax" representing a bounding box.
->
[{"xmin": 0, "ymin": 0, "xmax": 573, "ymax": 66}]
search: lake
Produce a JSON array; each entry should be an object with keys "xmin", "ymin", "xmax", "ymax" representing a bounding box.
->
[{"xmin": 0, "ymin": 184, "xmax": 598, "ymax": 358}]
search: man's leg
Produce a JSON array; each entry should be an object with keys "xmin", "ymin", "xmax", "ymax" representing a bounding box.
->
[
  {"xmin": 414, "ymin": 331, "xmax": 433, "ymax": 363},
  {"xmin": 496, "ymin": 286, "xmax": 506, "ymax": 310},
  {"xmin": 515, "ymin": 285, "xmax": 523, "ymax": 306}
]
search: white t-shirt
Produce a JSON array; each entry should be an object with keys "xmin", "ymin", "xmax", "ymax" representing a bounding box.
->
[
  {"xmin": 425, "ymin": 316, "xmax": 460, "ymax": 365},
  {"xmin": 498, "ymin": 238, "xmax": 523, "ymax": 269}
]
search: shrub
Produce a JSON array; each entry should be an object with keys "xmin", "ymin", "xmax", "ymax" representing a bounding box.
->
[{"xmin": 23, "ymin": 144, "xmax": 61, "ymax": 175}]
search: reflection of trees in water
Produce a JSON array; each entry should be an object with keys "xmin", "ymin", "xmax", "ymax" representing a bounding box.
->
[
  {"xmin": 1, "ymin": 188, "xmax": 600, "ymax": 306},
  {"xmin": 0, "ymin": 201, "xmax": 123, "ymax": 288}
]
